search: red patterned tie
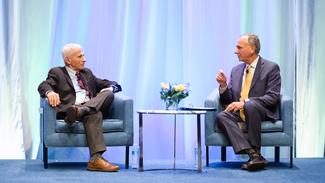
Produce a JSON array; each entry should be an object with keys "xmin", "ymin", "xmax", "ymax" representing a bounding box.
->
[{"xmin": 76, "ymin": 71, "xmax": 92, "ymax": 98}]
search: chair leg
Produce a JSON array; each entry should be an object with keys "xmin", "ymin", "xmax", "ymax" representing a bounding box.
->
[
  {"xmin": 221, "ymin": 146, "xmax": 226, "ymax": 162},
  {"xmin": 274, "ymin": 146, "xmax": 280, "ymax": 163},
  {"xmin": 125, "ymin": 146, "xmax": 129, "ymax": 169},
  {"xmin": 206, "ymin": 146, "xmax": 209, "ymax": 167},
  {"xmin": 290, "ymin": 146, "xmax": 293, "ymax": 168},
  {"xmin": 43, "ymin": 145, "xmax": 48, "ymax": 169}
]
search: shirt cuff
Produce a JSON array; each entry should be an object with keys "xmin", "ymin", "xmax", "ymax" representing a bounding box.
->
[
  {"xmin": 100, "ymin": 87, "xmax": 113, "ymax": 93},
  {"xmin": 219, "ymin": 86, "xmax": 227, "ymax": 94},
  {"xmin": 45, "ymin": 90, "xmax": 53, "ymax": 96}
]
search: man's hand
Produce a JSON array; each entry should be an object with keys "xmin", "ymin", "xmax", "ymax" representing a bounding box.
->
[
  {"xmin": 46, "ymin": 91, "xmax": 61, "ymax": 107},
  {"xmin": 224, "ymin": 101, "xmax": 244, "ymax": 112},
  {"xmin": 216, "ymin": 69, "xmax": 227, "ymax": 88}
]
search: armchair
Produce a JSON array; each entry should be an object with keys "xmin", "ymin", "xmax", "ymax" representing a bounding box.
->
[
  {"xmin": 39, "ymin": 93, "xmax": 133, "ymax": 168},
  {"xmin": 204, "ymin": 89, "xmax": 293, "ymax": 167}
]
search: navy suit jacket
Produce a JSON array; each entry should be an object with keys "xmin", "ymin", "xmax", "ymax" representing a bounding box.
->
[
  {"xmin": 220, "ymin": 57, "xmax": 281, "ymax": 120},
  {"xmin": 38, "ymin": 66, "xmax": 120, "ymax": 113}
]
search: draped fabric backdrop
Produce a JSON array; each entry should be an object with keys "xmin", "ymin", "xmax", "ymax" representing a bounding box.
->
[
  {"xmin": 0, "ymin": 0, "xmax": 324, "ymax": 161},
  {"xmin": 295, "ymin": 0, "xmax": 325, "ymax": 157}
]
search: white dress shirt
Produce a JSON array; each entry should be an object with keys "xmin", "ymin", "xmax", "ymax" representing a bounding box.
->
[
  {"xmin": 219, "ymin": 56, "xmax": 260, "ymax": 97},
  {"xmin": 65, "ymin": 66, "xmax": 90, "ymax": 105}
]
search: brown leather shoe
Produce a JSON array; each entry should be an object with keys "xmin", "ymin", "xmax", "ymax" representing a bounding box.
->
[
  {"xmin": 87, "ymin": 157, "xmax": 120, "ymax": 172},
  {"xmin": 246, "ymin": 156, "xmax": 267, "ymax": 171}
]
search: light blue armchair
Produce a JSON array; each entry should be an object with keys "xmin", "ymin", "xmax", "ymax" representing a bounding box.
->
[
  {"xmin": 204, "ymin": 89, "xmax": 293, "ymax": 167},
  {"xmin": 39, "ymin": 93, "xmax": 133, "ymax": 168}
]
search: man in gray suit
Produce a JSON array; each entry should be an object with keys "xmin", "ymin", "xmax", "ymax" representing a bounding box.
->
[
  {"xmin": 38, "ymin": 43, "xmax": 121, "ymax": 172},
  {"xmin": 215, "ymin": 34, "xmax": 281, "ymax": 171}
]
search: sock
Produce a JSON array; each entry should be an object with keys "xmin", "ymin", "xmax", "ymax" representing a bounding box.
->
[
  {"xmin": 246, "ymin": 148, "xmax": 259, "ymax": 159},
  {"xmin": 253, "ymin": 147, "xmax": 261, "ymax": 156},
  {"xmin": 90, "ymin": 153, "xmax": 102, "ymax": 162}
]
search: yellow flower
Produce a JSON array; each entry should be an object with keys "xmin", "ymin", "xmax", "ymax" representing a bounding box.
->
[
  {"xmin": 174, "ymin": 84, "xmax": 186, "ymax": 92},
  {"xmin": 160, "ymin": 82, "xmax": 169, "ymax": 90}
]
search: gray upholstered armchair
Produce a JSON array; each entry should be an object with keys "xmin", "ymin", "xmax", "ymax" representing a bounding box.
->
[
  {"xmin": 204, "ymin": 89, "xmax": 293, "ymax": 167},
  {"xmin": 39, "ymin": 93, "xmax": 133, "ymax": 169}
]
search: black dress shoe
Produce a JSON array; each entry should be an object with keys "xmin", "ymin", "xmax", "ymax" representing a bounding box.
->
[
  {"xmin": 64, "ymin": 106, "xmax": 78, "ymax": 125},
  {"xmin": 242, "ymin": 156, "xmax": 268, "ymax": 170},
  {"xmin": 246, "ymin": 156, "xmax": 267, "ymax": 171},
  {"xmin": 260, "ymin": 155, "xmax": 268, "ymax": 165},
  {"xmin": 241, "ymin": 158, "xmax": 251, "ymax": 170},
  {"xmin": 77, "ymin": 106, "xmax": 90, "ymax": 117}
]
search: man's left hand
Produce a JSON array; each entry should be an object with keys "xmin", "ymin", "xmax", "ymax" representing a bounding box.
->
[{"xmin": 225, "ymin": 101, "xmax": 244, "ymax": 112}]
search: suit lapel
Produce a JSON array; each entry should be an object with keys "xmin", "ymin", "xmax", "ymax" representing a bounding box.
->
[
  {"xmin": 79, "ymin": 70, "xmax": 90, "ymax": 86},
  {"xmin": 80, "ymin": 70, "xmax": 93, "ymax": 93},
  {"xmin": 61, "ymin": 67, "xmax": 74, "ymax": 89},
  {"xmin": 234, "ymin": 64, "xmax": 246, "ymax": 100},
  {"xmin": 80, "ymin": 69, "xmax": 94, "ymax": 97},
  {"xmin": 250, "ymin": 57, "xmax": 263, "ymax": 90}
]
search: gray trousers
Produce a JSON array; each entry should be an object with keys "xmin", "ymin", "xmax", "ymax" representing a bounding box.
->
[{"xmin": 215, "ymin": 100, "xmax": 267, "ymax": 153}]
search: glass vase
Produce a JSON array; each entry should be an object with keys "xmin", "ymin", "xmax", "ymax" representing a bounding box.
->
[
  {"xmin": 173, "ymin": 102, "xmax": 179, "ymax": 110},
  {"xmin": 165, "ymin": 100, "xmax": 173, "ymax": 110},
  {"xmin": 165, "ymin": 100, "xmax": 180, "ymax": 110}
]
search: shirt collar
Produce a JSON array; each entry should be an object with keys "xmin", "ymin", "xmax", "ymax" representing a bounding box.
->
[
  {"xmin": 247, "ymin": 56, "xmax": 259, "ymax": 69},
  {"xmin": 65, "ymin": 66, "xmax": 77, "ymax": 75}
]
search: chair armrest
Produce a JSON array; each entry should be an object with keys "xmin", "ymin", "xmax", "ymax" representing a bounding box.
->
[
  {"xmin": 205, "ymin": 88, "xmax": 221, "ymax": 109},
  {"xmin": 204, "ymin": 89, "xmax": 221, "ymax": 137},
  {"xmin": 281, "ymin": 95, "xmax": 293, "ymax": 140},
  {"xmin": 40, "ymin": 98, "xmax": 57, "ymax": 143},
  {"xmin": 109, "ymin": 93, "xmax": 133, "ymax": 136}
]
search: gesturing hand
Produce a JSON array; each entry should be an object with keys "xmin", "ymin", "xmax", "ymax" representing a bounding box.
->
[
  {"xmin": 46, "ymin": 91, "xmax": 61, "ymax": 107},
  {"xmin": 216, "ymin": 69, "xmax": 227, "ymax": 88},
  {"xmin": 224, "ymin": 102, "xmax": 244, "ymax": 112}
]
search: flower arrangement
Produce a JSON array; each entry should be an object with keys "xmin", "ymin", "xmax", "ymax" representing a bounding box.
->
[{"xmin": 160, "ymin": 82, "xmax": 190, "ymax": 110}]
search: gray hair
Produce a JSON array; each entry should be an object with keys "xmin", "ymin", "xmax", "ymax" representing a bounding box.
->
[
  {"xmin": 244, "ymin": 34, "xmax": 260, "ymax": 54},
  {"xmin": 62, "ymin": 43, "xmax": 82, "ymax": 60}
]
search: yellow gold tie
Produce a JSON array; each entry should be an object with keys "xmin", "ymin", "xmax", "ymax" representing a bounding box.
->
[{"xmin": 240, "ymin": 65, "xmax": 253, "ymax": 121}]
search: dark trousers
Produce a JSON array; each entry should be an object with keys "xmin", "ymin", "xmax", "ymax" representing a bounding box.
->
[
  {"xmin": 57, "ymin": 90, "xmax": 114, "ymax": 156},
  {"xmin": 215, "ymin": 100, "xmax": 267, "ymax": 153},
  {"xmin": 82, "ymin": 90, "xmax": 114, "ymax": 156}
]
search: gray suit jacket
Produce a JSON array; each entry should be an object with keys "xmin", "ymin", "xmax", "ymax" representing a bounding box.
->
[
  {"xmin": 38, "ymin": 66, "xmax": 120, "ymax": 113},
  {"xmin": 220, "ymin": 57, "xmax": 281, "ymax": 120}
]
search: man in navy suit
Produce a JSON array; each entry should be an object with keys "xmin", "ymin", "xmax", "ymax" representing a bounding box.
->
[
  {"xmin": 215, "ymin": 34, "xmax": 281, "ymax": 171},
  {"xmin": 38, "ymin": 43, "xmax": 121, "ymax": 172}
]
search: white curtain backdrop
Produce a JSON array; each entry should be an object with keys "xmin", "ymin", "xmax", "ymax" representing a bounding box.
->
[
  {"xmin": 0, "ymin": 0, "xmax": 25, "ymax": 159},
  {"xmin": 0, "ymin": 0, "xmax": 324, "ymax": 160},
  {"xmin": 295, "ymin": 0, "xmax": 325, "ymax": 157}
]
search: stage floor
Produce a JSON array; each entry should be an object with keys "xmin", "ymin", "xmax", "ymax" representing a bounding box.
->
[{"xmin": 0, "ymin": 158, "xmax": 324, "ymax": 183}]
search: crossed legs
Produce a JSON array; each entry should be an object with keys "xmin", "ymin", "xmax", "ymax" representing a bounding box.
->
[
  {"xmin": 62, "ymin": 90, "xmax": 119, "ymax": 171},
  {"xmin": 216, "ymin": 100, "xmax": 268, "ymax": 171}
]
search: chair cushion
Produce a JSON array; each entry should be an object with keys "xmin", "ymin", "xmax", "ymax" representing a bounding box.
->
[
  {"xmin": 55, "ymin": 119, "xmax": 124, "ymax": 134},
  {"xmin": 261, "ymin": 120, "xmax": 283, "ymax": 132},
  {"xmin": 215, "ymin": 120, "xmax": 283, "ymax": 133}
]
